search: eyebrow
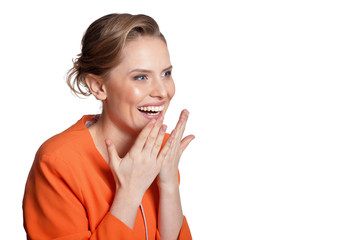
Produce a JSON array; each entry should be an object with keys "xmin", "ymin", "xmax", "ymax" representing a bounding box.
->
[{"xmin": 128, "ymin": 65, "xmax": 173, "ymax": 74}]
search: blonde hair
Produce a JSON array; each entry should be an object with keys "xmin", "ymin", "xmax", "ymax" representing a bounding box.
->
[{"xmin": 66, "ymin": 13, "xmax": 166, "ymax": 97}]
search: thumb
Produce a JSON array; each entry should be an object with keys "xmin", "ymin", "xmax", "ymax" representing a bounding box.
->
[
  {"xmin": 105, "ymin": 139, "xmax": 121, "ymax": 168},
  {"xmin": 180, "ymin": 135, "xmax": 195, "ymax": 155}
]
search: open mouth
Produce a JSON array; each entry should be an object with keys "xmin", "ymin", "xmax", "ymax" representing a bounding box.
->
[{"xmin": 138, "ymin": 105, "xmax": 164, "ymax": 116}]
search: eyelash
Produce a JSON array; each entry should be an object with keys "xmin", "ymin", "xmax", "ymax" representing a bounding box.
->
[
  {"xmin": 163, "ymin": 71, "xmax": 172, "ymax": 77},
  {"xmin": 133, "ymin": 71, "xmax": 172, "ymax": 81},
  {"xmin": 133, "ymin": 75, "xmax": 148, "ymax": 81}
]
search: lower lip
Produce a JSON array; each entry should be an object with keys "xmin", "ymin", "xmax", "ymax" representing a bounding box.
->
[{"xmin": 138, "ymin": 110, "xmax": 163, "ymax": 119}]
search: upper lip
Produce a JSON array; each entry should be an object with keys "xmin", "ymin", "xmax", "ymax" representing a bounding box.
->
[{"xmin": 138, "ymin": 101, "xmax": 166, "ymax": 108}]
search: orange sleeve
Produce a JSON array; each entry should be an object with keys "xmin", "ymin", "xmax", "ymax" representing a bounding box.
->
[
  {"xmin": 23, "ymin": 153, "xmax": 136, "ymax": 240},
  {"xmin": 178, "ymin": 216, "xmax": 192, "ymax": 239}
]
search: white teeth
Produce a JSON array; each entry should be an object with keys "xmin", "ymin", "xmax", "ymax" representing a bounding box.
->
[
  {"xmin": 146, "ymin": 112, "xmax": 160, "ymax": 115},
  {"xmin": 138, "ymin": 105, "xmax": 164, "ymax": 113}
]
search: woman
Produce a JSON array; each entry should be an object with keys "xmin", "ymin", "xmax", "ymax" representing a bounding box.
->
[{"xmin": 23, "ymin": 13, "xmax": 194, "ymax": 240}]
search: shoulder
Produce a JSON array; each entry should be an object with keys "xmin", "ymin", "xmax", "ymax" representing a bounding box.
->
[
  {"xmin": 26, "ymin": 116, "xmax": 99, "ymax": 199},
  {"xmin": 35, "ymin": 115, "xmax": 96, "ymax": 167}
]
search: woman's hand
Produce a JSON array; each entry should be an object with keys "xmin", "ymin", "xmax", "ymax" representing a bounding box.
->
[
  {"xmin": 157, "ymin": 109, "xmax": 195, "ymax": 239},
  {"xmin": 157, "ymin": 109, "xmax": 195, "ymax": 189},
  {"xmin": 105, "ymin": 116, "xmax": 177, "ymax": 229},
  {"xmin": 105, "ymin": 116, "xmax": 171, "ymax": 201}
]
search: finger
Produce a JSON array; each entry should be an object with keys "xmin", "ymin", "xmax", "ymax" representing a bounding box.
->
[
  {"xmin": 151, "ymin": 124, "xmax": 167, "ymax": 158},
  {"xmin": 180, "ymin": 135, "xmax": 195, "ymax": 154},
  {"xmin": 173, "ymin": 109, "xmax": 189, "ymax": 142},
  {"xmin": 162, "ymin": 128, "xmax": 178, "ymax": 158},
  {"xmin": 143, "ymin": 116, "xmax": 164, "ymax": 153},
  {"xmin": 130, "ymin": 119, "xmax": 156, "ymax": 155},
  {"xmin": 157, "ymin": 128, "xmax": 176, "ymax": 162},
  {"xmin": 105, "ymin": 139, "xmax": 121, "ymax": 168}
]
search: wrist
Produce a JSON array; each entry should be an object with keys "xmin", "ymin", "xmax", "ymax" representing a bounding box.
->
[
  {"xmin": 157, "ymin": 180, "xmax": 179, "ymax": 194},
  {"xmin": 157, "ymin": 171, "xmax": 179, "ymax": 188},
  {"xmin": 113, "ymin": 186, "xmax": 143, "ymax": 207},
  {"xmin": 110, "ymin": 187, "xmax": 145, "ymax": 229}
]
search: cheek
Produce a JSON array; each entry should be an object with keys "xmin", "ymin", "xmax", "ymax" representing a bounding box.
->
[
  {"xmin": 106, "ymin": 83, "xmax": 144, "ymax": 109},
  {"xmin": 132, "ymin": 87, "xmax": 142, "ymax": 98},
  {"xmin": 123, "ymin": 85, "xmax": 145, "ymax": 104}
]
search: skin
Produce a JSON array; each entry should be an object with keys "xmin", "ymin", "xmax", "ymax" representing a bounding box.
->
[{"xmin": 85, "ymin": 36, "xmax": 195, "ymax": 239}]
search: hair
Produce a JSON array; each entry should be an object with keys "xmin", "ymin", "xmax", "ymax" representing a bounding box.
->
[{"xmin": 66, "ymin": 13, "xmax": 166, "ymax": 97}]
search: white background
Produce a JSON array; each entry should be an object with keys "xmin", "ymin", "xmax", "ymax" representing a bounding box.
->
[{"xmin": 1, "ymin": 0, "xmax": 361, "ymax": 239}]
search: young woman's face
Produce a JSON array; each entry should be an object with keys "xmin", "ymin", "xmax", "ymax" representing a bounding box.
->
[{"xmin": 103, "ymin": 37, "xmax": 175, "ymax": 134}]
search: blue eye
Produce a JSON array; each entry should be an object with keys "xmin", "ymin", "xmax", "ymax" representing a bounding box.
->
[
  {"xmin": 163, "ymin": 71, "xmax": 172, "ymax": 77},
  {"xmin": 134, "ymin": 75, "xmax": 147, "ymax": 81}
]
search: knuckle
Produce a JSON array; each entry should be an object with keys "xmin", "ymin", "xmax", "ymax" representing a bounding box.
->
[
  {"xmin": 148, "ymin": 135, "xmax": 156, "ymax": 142},
  {"xmin": 159, "ymin": 149, "xmax": 168, "ymax": 159},
  {"xmin": 154, "ymin": 142, "xmax": 161, "ymax": 150}
]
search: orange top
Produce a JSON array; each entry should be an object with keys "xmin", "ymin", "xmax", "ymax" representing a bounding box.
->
[{"xmin": 23, "ymin": 115, "xmax": 192, "ymax": 239}]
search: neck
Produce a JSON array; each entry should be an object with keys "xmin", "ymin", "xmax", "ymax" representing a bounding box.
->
[{"xmin": 88, "ymin": 114, "xmax": 138, "ymax": 163}]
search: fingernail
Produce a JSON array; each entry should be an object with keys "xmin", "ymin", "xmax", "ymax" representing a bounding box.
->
[
  {"xmin": 158, "ymin": 116, "xmax": 164, "ymax": 123},
  {"xmin": 161, "ymin": 124, "xmax": 167, "ymax": 132}
]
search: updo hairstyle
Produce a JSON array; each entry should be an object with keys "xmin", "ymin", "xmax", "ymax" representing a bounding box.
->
[{"xmin": 66, "ymin": 13, "xmax": 166, "ymax": 97}]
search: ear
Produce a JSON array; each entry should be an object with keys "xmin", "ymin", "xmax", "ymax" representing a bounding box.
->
[{"xmin": 85, "ymin": 74, "xmax": 107, "ymax": 101}]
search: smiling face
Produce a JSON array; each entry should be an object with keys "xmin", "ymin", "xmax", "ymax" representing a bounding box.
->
[{"xmin": 102, "ymin": 36, "xmax": 175, "ymax": 134}]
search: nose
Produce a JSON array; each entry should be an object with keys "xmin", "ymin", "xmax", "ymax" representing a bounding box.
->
[{"xmin": 150, "ymin": 78, "xmax": 167, "ymax": 99}]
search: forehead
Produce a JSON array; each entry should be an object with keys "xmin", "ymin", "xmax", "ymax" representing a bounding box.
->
[{"xmin": 119, "ymin": 37, "xmax": 170, "ymax": 69}]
